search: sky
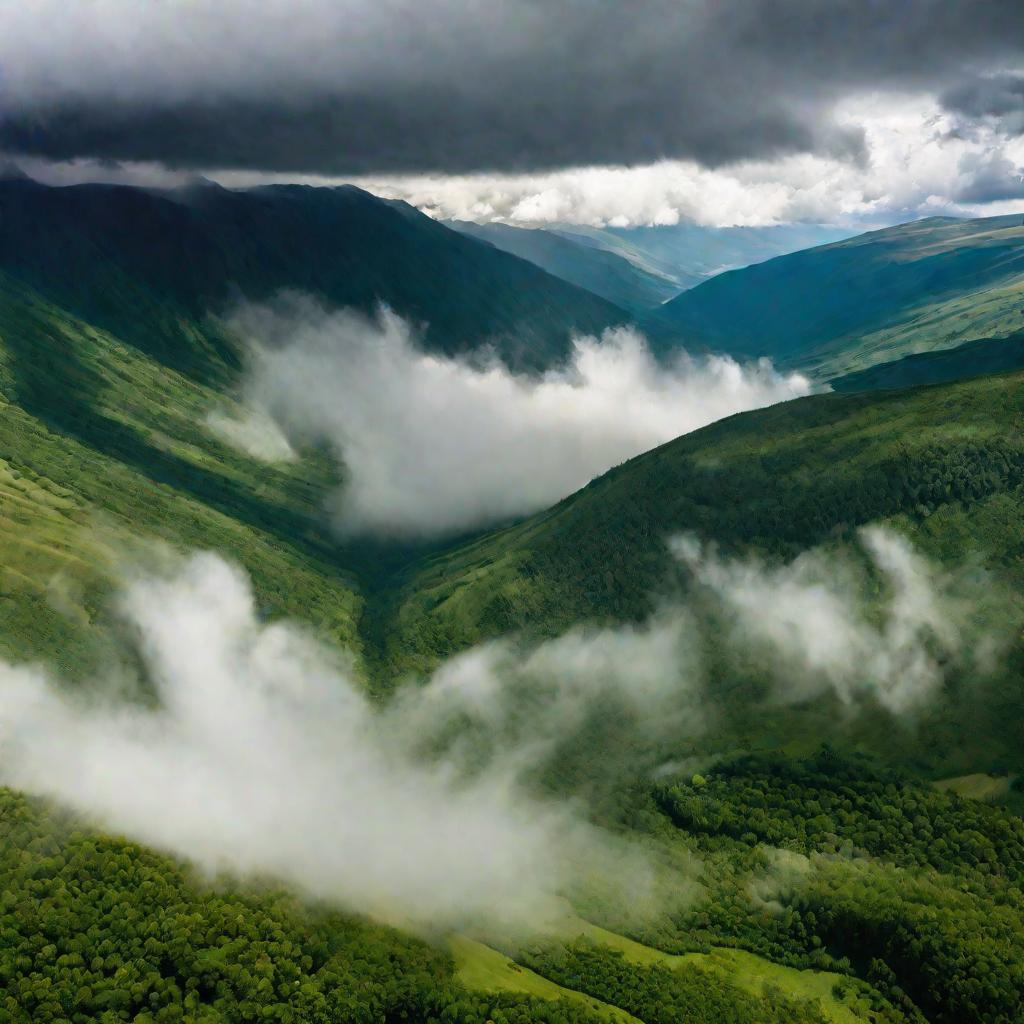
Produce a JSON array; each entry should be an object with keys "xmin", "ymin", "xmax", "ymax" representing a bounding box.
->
[{"xmin": 1, "ymin": 1, "xmax": 1023, "ymax": 228}]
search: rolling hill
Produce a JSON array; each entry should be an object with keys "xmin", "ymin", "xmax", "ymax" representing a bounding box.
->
[
  {"xmin": 0, "ymin": 174, "xmax": 630, "ymax": 376},
  {"xmin": 379, "ymin": 368, "xmax": 1024, "ymax": 774},
  {"xmin": 446, "ymin": 220, "xmax": 680, "ymax": 313},
  {"xmin": 655, "ymin": 214, "xmax": 1024, "ymax": 378}
]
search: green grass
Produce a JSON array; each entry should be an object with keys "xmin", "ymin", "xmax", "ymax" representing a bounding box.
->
[
  {"xmin": 451, "ymin": 936, "xmax": 642, "ymax": 1024},
  {"xmin": 933, "ymin": 773, "xmax": 1015, "ymax": 801},
  {"xmin": 552, "ymin": 918, "xmax": 874, "ymax": 1024},
  {"xmin": 0, "ymin": 271, "xmax": 365, "ymax": 679}
]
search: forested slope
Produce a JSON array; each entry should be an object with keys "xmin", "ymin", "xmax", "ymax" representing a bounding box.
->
[
  {"xmin": 655, "ymin": 214, "xmax": 1024, "ymax": 378},
  {"xmin": 387, "ymin": 369, "xmax": 1024, "ymax": 668}
]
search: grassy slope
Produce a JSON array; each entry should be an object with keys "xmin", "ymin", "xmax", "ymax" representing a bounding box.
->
[
  {"xmin": 655, "ymin": 214, "xmax": 1024, "ymax": 378},
  {"xmin": 547, "ymin": 918, "xmax": 871, "ymax": 1024},
  {"xmin": 0, "ymin": 271, "xmax": 365, "ymax": 678},
  {"xmin": 454, "ymin": 926, "xmax": 873, "ymax": 1024},
  {"xmin": 451, "ymin": 937, "xmax": 642, "ymax": 1024},
  {"xmin": 0, "ymin": 177, "xmax": 630, "ymax": 378},
  {"xmin": 830, "ymin": 330, "xmax": 1024, "ymax": 392}
]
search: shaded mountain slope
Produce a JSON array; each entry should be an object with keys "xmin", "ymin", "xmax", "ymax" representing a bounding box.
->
[
  {"xmin": 0, "ymin": 177, "xmax": 629, "ymax": 377},
  {"xmin": 830, "ymin": 330, "xmax": 1024, "ymax": 392},
  {"xmin": 655, "ymin": 214, "xmax": 1024, "ymax": 378}
]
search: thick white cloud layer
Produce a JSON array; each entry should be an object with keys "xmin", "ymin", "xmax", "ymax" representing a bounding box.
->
[
  {"xmin": 0, "ymin": 552, "xmax": 692, "ymax": 932},
  {"xmin": 232, "ymin": 297, "xmax": 810, "ymax": 537}
]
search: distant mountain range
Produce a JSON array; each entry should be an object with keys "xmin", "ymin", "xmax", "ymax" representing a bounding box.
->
[
  {"xmin": 445, "ymin": 217, "xmax": 854, "ymax": 313},
  {"xmin": 655, "ymin": 213, "xmax": 1024, "ymax": 378},
  {"xmin": 554, "ymin": 220, "xmax": 853, "ymax": 288},
  {"xmin": 445, "ymin": 219, "xmax": 680, "ymax": 313}
]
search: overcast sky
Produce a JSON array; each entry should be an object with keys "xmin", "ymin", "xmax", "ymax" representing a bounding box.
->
[{"xmin": 2, "ymin": 0, "xmax": 1023, "ymax": 227}]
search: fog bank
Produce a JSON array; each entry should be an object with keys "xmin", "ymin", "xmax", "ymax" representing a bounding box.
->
[{"xmin": 230, "ymin": 296, "xmax": 810, "ymax": 537}]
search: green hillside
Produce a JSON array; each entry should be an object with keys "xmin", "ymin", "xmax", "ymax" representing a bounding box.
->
[
  {"xmin": 447, "ymin": 220, "xmax": 679, "ymax": 313},
  {"xmin": 0, "ymin": 177, "xmax": 629, "ymax": 376},
  {"xmin": 0, "ymin": 269, "xmax": 368, "ymax": 678},
  {"xmin": 386, "ymin": 370, "xmax": 1024, "ymax": 655},
  {"xmin": 2, "ymin": 196, "xmax": 1024, "ymax": 1023},
  {"xmin": 380, "ymin": 370, "xmax": 1024, "ymax": 773},
  {"xmin": 830, "ymin": 330, "xmax": 1024, "ymax": 392},
  {"xmin": 655, "ymin": 214, "xmax": 1024, "ymax": 378}
]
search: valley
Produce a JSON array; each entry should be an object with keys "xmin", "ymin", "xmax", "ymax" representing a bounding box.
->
[{"xmin": 0, "ymin": 176, "xmax": 1023, "ymax": 1024}]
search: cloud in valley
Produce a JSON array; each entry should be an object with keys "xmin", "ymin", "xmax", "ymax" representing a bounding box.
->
[
  {"xmin": 0, "ymin": 528, "xmax": 1006, "ymax": 930},
  {"xmin": 205, "ymin": 404, "xmax": 297, "ymax": 462},
  {"xmin": 231, "ymin": 295, "xmax": 810, "ymax": 537},
  {"xmin": 0, "ymin": 552, "xmax": 679, "ymax": 934},
  {"xmin": 674, "ymin": 526, "xmax": 1002, "ymax": 714}
]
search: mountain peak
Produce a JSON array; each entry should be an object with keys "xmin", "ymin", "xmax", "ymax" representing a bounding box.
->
[{"xmin": 0, "ymin": 160, "xmax": 32, "ymax": 183}]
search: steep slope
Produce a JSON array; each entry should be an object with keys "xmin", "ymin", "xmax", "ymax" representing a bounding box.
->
[
  {"xmin": 656, "ymin": 214, "xmax": 1024, "ymax": 378},
  {"xmin": 384, "ymin": 369, "xmax": 1024, "ymax": 678},
  {"xmin": 0, "ymin": 177, "xmax": 630, "ymax": 376},
  {"xmin": 447, "ymin": 220, "xmax": 679, "ymax": 313},
  {"xmin": 830, "ymin": 330, "xmax": 1024, "ymax": 392}
]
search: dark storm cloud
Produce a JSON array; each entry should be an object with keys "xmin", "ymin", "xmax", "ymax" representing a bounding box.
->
[
  {"xmin": 1, "ymin": 1, "xmax": 1023, "ymax": 175},
  {"xmin": 953, "ymin": 152, "xmax": 1024, "ymax": 204},
  {"xmin": 942, "ymin": 72, "xmax": 1024, "ymax": 136}
]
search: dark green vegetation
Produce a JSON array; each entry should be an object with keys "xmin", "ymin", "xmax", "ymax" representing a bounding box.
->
[
  {"xmin": 2, "ymin": 182, "xmax": 1024, "ymax": 1022},
  {"xmin": 0, "ymin": 176, "xmax": 628, "ymax": 375},
  {"xmin": 518, "ymin": 944, "xmax": 834, "ymax": 1024},
  {"xmin": 831, "ymin": 331, "xmax": 1024, "ymax": 392},
  {"xmin": 0, "ymin": 787, "xmax": 621, "ymax": 1024},
  {"xmin": 656, "ymin": 214, "xmax": 1024, "ymax": 378},
  {"xmin": 654, "ymin": 751, "xmax": 1024, "ymax": 1024},
  {"xmin": 383, "ymin": 369, "xmax": 1024, "ymax": 683},
  {"xmin": 446, "ymin": 221, "xmax": 679, "ymax": 314}
]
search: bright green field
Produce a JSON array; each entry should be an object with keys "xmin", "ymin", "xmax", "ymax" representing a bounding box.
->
[{"xmin": 451, "ymin": 936, "xmax": 642, "ymax": 1024}]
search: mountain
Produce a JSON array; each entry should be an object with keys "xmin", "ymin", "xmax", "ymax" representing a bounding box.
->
[
  {"xmin": 655, "ymin": 214, "xmax": 1024, "ymax": 378},
  {"xmin": 0, "ymin": 177, "xmax": 630, "ymax": 376},
  {"xmin": 2, "ymin": 186, "xmax": 1024, "ymax": 1024},
  {"xmin": 830, "ymin": 330, "xmax": 1024, "ymax": 392},
  {"xmin": 552, "ymin": 221, "xmax": 853, "ymax": 290},
  {"xmin": 382, "ymin": 368, "xmax": 1024, "ymax": 770},
  {"xmin": 446, "ymin": 220, "xmax": 680, "ymax": 312}
]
